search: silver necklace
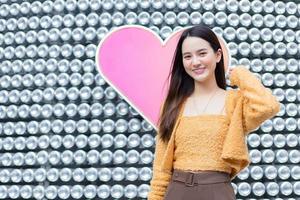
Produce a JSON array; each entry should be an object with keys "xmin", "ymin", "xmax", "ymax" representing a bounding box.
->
[{"xmin": 192, "ymin": 89, "xmax": 219, "ymax": 115}]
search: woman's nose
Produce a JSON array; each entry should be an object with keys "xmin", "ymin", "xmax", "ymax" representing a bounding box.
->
[{"xmin": 192, "ymin": 57, "xmax": 201, "ymax": 65}]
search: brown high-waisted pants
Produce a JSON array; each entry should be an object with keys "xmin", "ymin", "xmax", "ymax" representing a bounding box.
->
[{"xmin": 164, "ymin": 169, "xmax": 236, "ymax": 200}]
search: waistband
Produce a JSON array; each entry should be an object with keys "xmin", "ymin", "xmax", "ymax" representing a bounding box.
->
[{"xmin": 172, "ymin": 169, "xmax": 231, "ymax": 187}]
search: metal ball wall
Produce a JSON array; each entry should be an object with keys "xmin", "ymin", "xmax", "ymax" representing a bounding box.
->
[{"xmin": 0, "ymin": 0, "xmax": 299, "ymax": 199}]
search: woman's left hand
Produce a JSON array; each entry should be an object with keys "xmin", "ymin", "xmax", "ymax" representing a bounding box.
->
[{"xmin": 227, "ymin": 66, "xmax": 234, "ymax": 78}]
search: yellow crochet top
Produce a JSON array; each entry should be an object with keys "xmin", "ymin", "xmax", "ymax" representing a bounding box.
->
[
  {"xmin": 147, "ymin": 66, "xmax": 281, "ymax": 200},
  {"xmin": 174, "ymin": 111, "xmax": 232, "ymax": 173}
]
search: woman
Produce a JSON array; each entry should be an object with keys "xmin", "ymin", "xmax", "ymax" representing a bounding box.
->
[{"xmin": 147, "ymin": 25, "xmax": 281, "ymax": 200}]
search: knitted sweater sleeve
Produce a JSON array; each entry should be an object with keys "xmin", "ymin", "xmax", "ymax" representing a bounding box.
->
[
  {"xmin": 229, "ymin": 65, "xmax": 281, "ymax": 135},
  {"xmin": 147, "ymin": 103, "xmax": 172, "ymax": 200},
  {"xmin": 147, "ymin": 134, "xmax": 172, "ymax": 200}
]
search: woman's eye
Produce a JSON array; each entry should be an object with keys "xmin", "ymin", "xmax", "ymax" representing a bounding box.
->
[{"xmin": 184, "ymin": 53, "xmax": 205, "ymax": 59}]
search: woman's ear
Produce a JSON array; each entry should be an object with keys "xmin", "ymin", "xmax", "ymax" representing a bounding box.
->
[{"xmin": 216, "ymin": 48, "xmax": 222, "ymax": 63}]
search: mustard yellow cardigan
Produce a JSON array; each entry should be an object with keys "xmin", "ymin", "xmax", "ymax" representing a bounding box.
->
[{"xmin": 148, "ymin": 65, "xmax": 281, "ymax": 200}]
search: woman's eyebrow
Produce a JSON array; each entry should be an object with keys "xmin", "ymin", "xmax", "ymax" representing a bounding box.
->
[{"xmin": 183, "ymin": 48, "xmax": 207, "ymax": 56}]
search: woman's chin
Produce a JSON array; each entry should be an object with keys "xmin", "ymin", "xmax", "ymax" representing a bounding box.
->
[{"xmin": 192, "ymin": 71, "xmax": 209, "ymax": 81}]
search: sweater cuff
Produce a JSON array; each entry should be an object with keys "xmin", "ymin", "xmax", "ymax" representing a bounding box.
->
[{"xmin": 229, "ymin": 65, "xmax": 248, "ymax": 86}]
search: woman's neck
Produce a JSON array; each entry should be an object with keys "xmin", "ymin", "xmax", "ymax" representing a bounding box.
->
[{"xmin": 192, "ymin": 76, "xmax": 221, "ymax": 97}]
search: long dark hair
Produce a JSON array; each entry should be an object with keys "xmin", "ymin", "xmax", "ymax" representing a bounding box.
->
[{"xmin": 158, "ymin": 24, "xmax": 227, "ymax": 143}]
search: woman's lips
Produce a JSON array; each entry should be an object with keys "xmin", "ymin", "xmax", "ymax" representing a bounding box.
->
[{"xmin": 193, "ymin": 68, "xmax": 206, "ymax": 75}]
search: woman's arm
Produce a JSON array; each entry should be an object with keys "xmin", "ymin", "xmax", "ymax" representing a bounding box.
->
[
  {"xmin": 148, "ymin": 101, "xmax": 172, "ymax": 200},
  {"xmin": 147, "ymin": 134, "xmax": 172, "ymax": 200},
  {"xmin": 229, "ymin": 65, "xmax": 281, "ymax": 135}
]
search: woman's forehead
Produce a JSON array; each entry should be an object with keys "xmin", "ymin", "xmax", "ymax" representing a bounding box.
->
[{"xmin": 182, "ymin": 37, "xmax": 211, "ymax": 53}]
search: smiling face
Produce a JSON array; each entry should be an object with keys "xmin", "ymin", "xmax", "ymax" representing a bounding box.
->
[{"xmin": 181, "ymin": 36, "xmax": 222, "ymax": 82}]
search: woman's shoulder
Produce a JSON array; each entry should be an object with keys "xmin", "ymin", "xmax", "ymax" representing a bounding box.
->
[{"xmin": 226, "ymin": 88, "xmax": 241, "ymax": 100}]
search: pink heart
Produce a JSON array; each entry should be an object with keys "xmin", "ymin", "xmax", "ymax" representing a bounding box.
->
[{"xmin": 96, "ymin": 25, "xmax": 230, "ymax": 130}]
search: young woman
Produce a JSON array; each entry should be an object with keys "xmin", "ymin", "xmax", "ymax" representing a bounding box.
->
[{"xmin": 147, "ymin": 25, "xmax": 280, "ymax": 200}]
